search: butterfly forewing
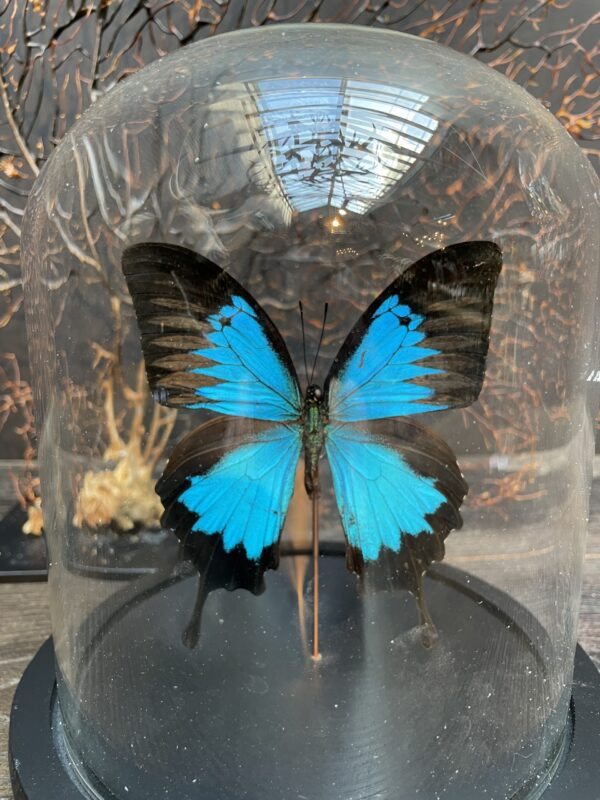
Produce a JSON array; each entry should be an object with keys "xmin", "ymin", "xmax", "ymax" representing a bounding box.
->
[
  {"xmin": 122, "ymin": 243, "xmax": 302, "ymax": 421},
  {"xmin": 325, "ymin": 241, "xmax": 502, "ymax": 422}
]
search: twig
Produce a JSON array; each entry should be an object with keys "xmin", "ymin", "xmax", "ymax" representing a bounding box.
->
[{"xmin": 0, "ymin": 64, "xmax": 39, "ymax": 177}]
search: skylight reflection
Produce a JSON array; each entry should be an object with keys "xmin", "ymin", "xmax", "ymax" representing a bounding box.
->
[{"xmin": 252, "ymin": 78, "xmax": 438, "ymax": 214}]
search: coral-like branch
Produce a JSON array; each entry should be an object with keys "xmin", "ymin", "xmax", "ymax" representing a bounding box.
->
[{"xmin": 73, "ymin": 352, "xmax": 176, "ymax": 533}]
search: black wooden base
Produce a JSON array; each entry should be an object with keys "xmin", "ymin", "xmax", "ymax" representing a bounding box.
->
[{"xmin": 9, "ymin": 636, "xmax": 600, "ymax": 799}]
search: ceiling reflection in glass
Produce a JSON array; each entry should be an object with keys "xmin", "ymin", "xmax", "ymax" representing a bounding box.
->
[{"xmin": 251, "ymin": 78, "xmax": 438, "ymax": 214}]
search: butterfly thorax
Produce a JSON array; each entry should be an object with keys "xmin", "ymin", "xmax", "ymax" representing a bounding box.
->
[{"xmin": 302, "ymin": 384, "xmax": 327, "ymax": 498}]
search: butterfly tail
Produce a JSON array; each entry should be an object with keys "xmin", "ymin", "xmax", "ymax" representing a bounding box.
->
[
  {"xmin": 161, "ymin": 457, "xmax": 281, "ymax": 650},
  {"xmin": 177, "ymin": 525, "xmax": 279, "ymax": 650}
]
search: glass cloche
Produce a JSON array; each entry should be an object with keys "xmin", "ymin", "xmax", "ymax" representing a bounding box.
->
[{"xmin": 19, "ymin": 24, "xmax": 600, "ymax": 800}]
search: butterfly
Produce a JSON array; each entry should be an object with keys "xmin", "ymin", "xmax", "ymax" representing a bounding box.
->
[{"xmin": 122, "ymin": 240, "xmax": 502, "ymax": 648}]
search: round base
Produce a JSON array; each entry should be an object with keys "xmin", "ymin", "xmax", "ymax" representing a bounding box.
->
[{"xmin": 9, "ymin": 581, "xmax": 600, "ymax": 800}]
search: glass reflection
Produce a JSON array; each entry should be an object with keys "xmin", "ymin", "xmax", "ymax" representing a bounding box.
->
[{"xmin": 252, "ymin": 78, "xmax": 438, "ymax": 213}]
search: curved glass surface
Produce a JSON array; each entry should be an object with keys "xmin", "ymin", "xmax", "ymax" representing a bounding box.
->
[{"xmin": 21, "ymin": 25, "xmax": 600, "ymax": 800}]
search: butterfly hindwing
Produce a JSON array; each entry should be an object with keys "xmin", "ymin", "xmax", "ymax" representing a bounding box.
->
[
  {"xmin": 324, "ymin": 417, "xmax": 468, "ymax": 590},
  {"xmin": 157, "ymin": 415, "xmax": 302, "ymax": 643},
  {"xmin": 325, "ymin": 241, "xmax": 502, "ymax": 422},
  {"xmin": 158, "ymin": 415, "xmax": 301, "ymax": 561},
  {"xmin": 122, "ymin": 243, "xmax": 301, "ymax": 421}
]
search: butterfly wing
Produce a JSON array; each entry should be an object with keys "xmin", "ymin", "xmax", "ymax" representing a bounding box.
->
[
  {"xmin": 122, "ymin": 242, "xmax": 302, "ymax": 421},
  {"xmin": 323, "ymin": 241, "xmax": 501, "ymax": 598},
  {"xmin": 158, "ymin": 417, "xmax": 301, "ymax": 563},
  {"xmin": 157, "ymin": 415, "xmax": 302, "ymax": 646},
  {"xmin": 324, "ymin": 418, "xmax": 467, "ymax": 589},
  {"xmin": 325, "ymin": 241, "xmax": 502, "ymax": 422},
  {"xmin": 122, "ymin": 243, "xmax": 304, "ymax": 644}
]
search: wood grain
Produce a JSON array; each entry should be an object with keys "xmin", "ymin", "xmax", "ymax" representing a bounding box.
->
[{"xmin": 0, "ymin": 582, "xmax": 50, "ymax": 799}]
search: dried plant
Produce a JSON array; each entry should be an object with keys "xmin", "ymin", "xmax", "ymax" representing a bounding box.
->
[
  {"xmin": 22, "ymin": 497, "xmax": 43, "ymax": 535},
  {"xmin": 72, "ymin": 354, "xmax": 176, "ymax": 533}
]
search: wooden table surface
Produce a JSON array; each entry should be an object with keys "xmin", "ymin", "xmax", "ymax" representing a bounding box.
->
[{"xmin": 1, "ymin": 525, "xmax": 600, "ymax": 799}]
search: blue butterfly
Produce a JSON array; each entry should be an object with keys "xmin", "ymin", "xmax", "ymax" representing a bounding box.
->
[{"xmin": 123, "ymin": 241, "xmax": 501, "ymax": 647}]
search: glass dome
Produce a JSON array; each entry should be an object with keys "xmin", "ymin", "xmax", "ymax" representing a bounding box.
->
[{"xmin": 21, "ymin": 24, "xmax": 600, "ymax": 800}]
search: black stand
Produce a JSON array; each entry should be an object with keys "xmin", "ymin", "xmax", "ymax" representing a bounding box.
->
[
  {"xmin": 8, "ymin": 638, "xmax": 600, "ymax": 800},
  {"xmin": 9, "ymin": 556, "xmax": 600, "ymax": 800}
]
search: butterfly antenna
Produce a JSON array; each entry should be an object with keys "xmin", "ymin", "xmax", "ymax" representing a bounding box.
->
[
  {"xmin": 299, "ymin": 301, "xmax": 310, "ymax": 387},
  {"xmin": 309, "ymin": 302, "xmax": 329, "ymax": 385}
]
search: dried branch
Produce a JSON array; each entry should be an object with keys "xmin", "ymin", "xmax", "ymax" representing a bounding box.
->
[{"xmin": 0, "ymin": 62, "xmax": 39, "ymax": 177}]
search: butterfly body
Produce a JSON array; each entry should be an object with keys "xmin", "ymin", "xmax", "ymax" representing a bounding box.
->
[{"xmin": 302, "ymin": 384, "xmax": 327, "ymax": 497}]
